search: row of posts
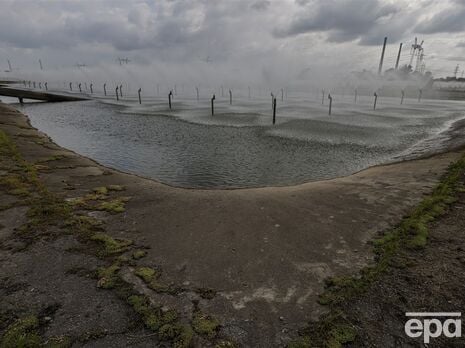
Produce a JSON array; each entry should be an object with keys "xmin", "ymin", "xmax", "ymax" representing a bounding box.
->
[
  {"xmin": 323, "ymin": 88, "xmax": 423, "ymax": 114},
  {"xmin": 23, "ymin": 81, "xmax": 425, "ymax": 122}
]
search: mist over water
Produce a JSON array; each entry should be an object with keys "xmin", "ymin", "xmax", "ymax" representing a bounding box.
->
[{"xmin": 16, "ymin": 86, "xmax": 465, "ymax": 188}]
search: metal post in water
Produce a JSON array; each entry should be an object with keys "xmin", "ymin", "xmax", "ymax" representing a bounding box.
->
[
  {"xmin": 138, "ymin": 88, "xmax": 142, "ymax": 104},
  {"xmin": 119, "ymin": 84, "xmax": 123, "ymax": 98},
  {"xmin": 169, "ymin": 90, "xmax": 173, "ymax": 110},
  {"xmin": 328, "ymin": 94, "xmax": 333, "ymax": 115},
  {"xmin": 78, "ymin": 83, "xmax": 82, "ymax": 93},
  {"xmin": 211, "ymin": 94, "xmax": 215, "ymax": 115},
  {"xmin": 115, "ymin": 86, "xmax": 119, "ymax": 101},
  {"xmin": 418, "ymin": 89, "xmax": 422, "ymax": 102},
  {"xmin": 401, "ymin": 90, "xmax": 405, "ymax": 105},
  {"xmin": 272, "ymin": 97, "xmax": 277, "ymax": 124},
  {"xmin": 322, "ymin": 89, "xmax": 325, "ymax": 105},
  {"xmin": 229, "ymin": 90, "xmax": 232, "ymax": 105},
  {"xmin": 354, "ymin": 89, "xmax": 358, "ymax": 104},
  {"xmin": 44, "ymin": 82, "xmax": 48, "ymax": 91},
  {"xmin": 373, "ymin": 92, "xmax": 378, "ymax": 110},
  {"xmin": 103, "ymin": 83, "xmax": 107, "ymax": 96},
  {"xmin": 90, "ymin": 84, "xmax": 93, "ymax": 94},
  {"xmin": 196, "ymin": 87, "xmax": 199, "ymax": 101}
]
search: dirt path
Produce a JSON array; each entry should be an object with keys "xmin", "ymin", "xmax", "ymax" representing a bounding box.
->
[{"xmin": 0, "ymin": 102, "xmax": 464, "ymax": 347}]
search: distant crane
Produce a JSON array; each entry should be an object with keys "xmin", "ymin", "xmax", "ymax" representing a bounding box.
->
[{"xmin": 409, "ymin": 38, "xmax": 424, "ymax": 72}]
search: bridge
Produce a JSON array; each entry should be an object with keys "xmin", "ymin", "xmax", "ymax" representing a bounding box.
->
[{"xmin": 0, "ymin": 86, "xmax": 88, "ymax": 104}]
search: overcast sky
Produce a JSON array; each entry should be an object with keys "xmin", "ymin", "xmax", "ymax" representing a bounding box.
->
[{"xmin": 1, "ymin": 0, "xmax": 465, "ymax": 83}]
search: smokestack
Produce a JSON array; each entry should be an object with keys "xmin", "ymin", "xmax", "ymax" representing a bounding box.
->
[
  {"xmin": 395, "ymin": 43, "xmax": 403, "ymax": 69},
  {"xmin": 378, "ymin": 37, "xmax": 387, "ymax": 75}
]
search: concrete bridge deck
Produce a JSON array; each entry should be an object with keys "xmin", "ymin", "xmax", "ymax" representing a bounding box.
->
[{"xmin": 0, "ymin": 86, "xmax": 88, "ymax": 103}]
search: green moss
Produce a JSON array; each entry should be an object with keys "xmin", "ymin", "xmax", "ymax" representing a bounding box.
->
[
  {"xmin": 97, "ymin": 262, "xmax": 120, "ymax": 289},
  {"xmin": 326, "ymin": 325, "xmax": 356, "ymax": 348},
  {"xmin": 127, "ymin": 295, "xmax": 177, "ymax": 332},
  {"xmin": 0, "ymin": 175, "xmax": 30, "ymax": 196},
  {"xmin": 0, "ymin": 315, "xmax": 42, "ymax": 348},
  {"xmin": 93, "ymin": 186, "xmax": 108, "ymax": 195},
  {"xmin": 158, "ymin": 323, "xmax": 194, "ymax": 347},
  {"xmin": 173, "ymin": 325, "xmax": 194, "ymax": 348},
  {"xmin": 90, "ymin": 233, "xmax": 133, "ymax": 255},
  {"xmin": 135, "ymin": 267, "xmax": 160, "ymax": 283},
  {"xmin": 97, "ymin": 198, "xmax": 128, "ymax": 214},
  {"xmin": 192, "ymin": 311, "xmax": 220, "ymax": 338},
  {"xmin": 132, "ymin": 250, "xmax": 147, "ymax": 260}
]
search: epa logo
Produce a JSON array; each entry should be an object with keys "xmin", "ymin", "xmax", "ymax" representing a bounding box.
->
[{"xmin": 405, "ymin": 312, "xmax": 462, "ymax": 344}]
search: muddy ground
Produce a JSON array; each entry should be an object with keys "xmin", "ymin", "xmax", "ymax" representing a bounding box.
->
[{"xmin": 1, "ymin": 102, "xmax": 464, "ymax": 347}]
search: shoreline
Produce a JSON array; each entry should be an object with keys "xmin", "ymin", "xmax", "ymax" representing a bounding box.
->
[
  {"xmin": 1, "ymin": 101, "xmax": 465, "ymax": 346},
  {"xmin": 16, "ymin": 98, "xmax": 465, "ymax": 191}
]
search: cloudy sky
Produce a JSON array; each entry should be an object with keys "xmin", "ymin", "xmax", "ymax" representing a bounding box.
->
[{"xmin": 1, "ymin": 0, "xmax": 465, "ymax": 84}]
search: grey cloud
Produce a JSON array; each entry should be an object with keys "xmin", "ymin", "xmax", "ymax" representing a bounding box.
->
[
  {"xmin": 251, "ymin": 1, "xmax": 270, "ymax": 11},
  {"xmin": 415, "ymin": 3, "xmax": 465, "ymax": 34},
  {"xmin": 273, "ymin": 0, "xmax": 411, "ymax": 45}
]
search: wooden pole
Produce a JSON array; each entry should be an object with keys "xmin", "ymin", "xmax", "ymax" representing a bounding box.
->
[
  {"xmin": 90, "ymin": 84, "xmax": 93, "ymax": 94},
  {"xmin": 272, "ymin": 97, "xmax": 277, "ymax": 124},
  {"xmin": 115, "ymin": 86, "xmax": 119, "ymax": 101},
  {"xmin": 211, "ymin": 94, "xmax": 215, "ymax": 115},
  {"xmin": 401, "ymin": 90, "xmax": 405, "ymax": 105},
  {"xmin": 69, "ymin": 82, "xmax": 72, "ymax": 91},
  {"xmin": 119, "ymin": 84, "xmax": 123, "ymax": 98},
  {"xmin": 229, "ymin": 90, "xmax": 232, "ymax": 105},
  {"xmin": 103, "ymin": 83, "xmax": 107, "ymax": 96},
  {"xmin": 271, "ymin": 93, "xmax": 274, "ymax": 110},
  {"xmin": 39, "ymin": 82, "xmax": 42, "ymax": 89},
  {"xmin": 418, "ymin": 89, "xmax": 422, "ymax": 102},
  {"xmin": 78, "ymin": 83, "xmax": 82, "ymax": 93},
  {"xmin": 328, "ymin": 94, "xmax": 332, "ymax": 115},
  {"xmin": 44, "ymin": 82, "xmax": 48, "ymax": 91},
  {"xmin": 138, "ymin": 88, "xmax": 142, "ymax": 104},
  {"xmin": 373, "ymin": 92, "xmax": 378, "ymax": 110},
  {"xmin": 169, "ymin": 90, "xmax": 172, "ymax": 110},
  {"xmin": 395, "ymin": 43, "xmax": 403, "ymax": 69}
]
